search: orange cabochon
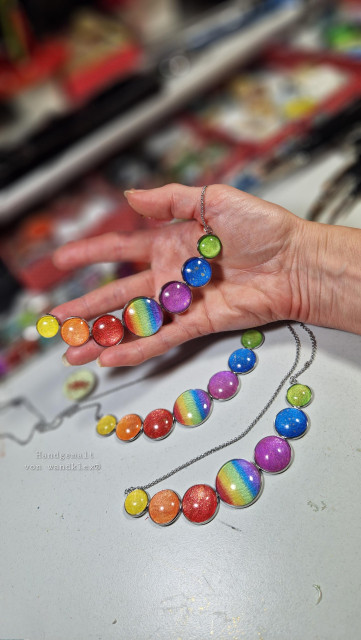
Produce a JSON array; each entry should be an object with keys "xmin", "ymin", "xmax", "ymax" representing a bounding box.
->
[
  {"xmin": 60, "ymin": 317, "xmax": 90, "ymax": 346},
  {"xmin": 116, "ymin": 414, "xmax": 142, "ymax": 441},
  {"xmin": 149, "ymin": 490, "xmax": 181, "ymax": 525}
]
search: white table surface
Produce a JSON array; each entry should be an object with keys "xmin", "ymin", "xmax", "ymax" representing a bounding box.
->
[
  {"xmin": 1, "ymin": 155, "xmax": 361, "ymax": 640},
  {"xmin": 1, "ymin": 324, "xmax": 361, "ymax": 640}
]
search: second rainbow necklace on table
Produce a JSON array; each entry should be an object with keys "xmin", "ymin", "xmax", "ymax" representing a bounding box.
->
[
  {"xmin": 95, "ymin": 328, "xmax": 265, "ymax": 441},
  {"xmin": 123, "ymin": 323, "xmax": 316, "ymax": 526}
]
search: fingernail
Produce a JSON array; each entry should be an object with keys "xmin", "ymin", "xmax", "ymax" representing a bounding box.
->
[
  {"xmin": 96, "ymin": 357, "xmax": 103, "ymax": 367},
  {"xmin": 62, "ymin": 354, "xmax": 71, "ymax": 367},
  {"xmin": 124, "ymin": 188, "xmax": 145, "ymax": 199}
]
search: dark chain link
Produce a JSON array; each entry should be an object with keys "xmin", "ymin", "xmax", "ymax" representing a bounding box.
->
[{"xmin": 124, "ymin": 322, "xmax": 317, "ymax": 495}]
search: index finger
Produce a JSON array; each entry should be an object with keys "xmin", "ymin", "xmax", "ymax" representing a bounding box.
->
[
  {"xmin": 53, "ymin": 228, "xmax": 158, "ymax": 271},
  {"xmin": 51, "ymin": 269, "xmax": 154, "ymax": 322}
]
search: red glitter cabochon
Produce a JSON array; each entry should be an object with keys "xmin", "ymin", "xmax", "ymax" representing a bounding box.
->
[
  {"xmin": 143, "ymin": 408, "xmax": 174, "ymax": 440},
  {"xmin": 92, "ymin": 315, "xmax": 124, "ymax": 347},
  {"xmin": 182, "ymin": 484, "xmax": 219, "ymax": 524}
]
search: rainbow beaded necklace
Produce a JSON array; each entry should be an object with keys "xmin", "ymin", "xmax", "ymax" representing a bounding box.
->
[
  {"xmin": 95, "ymin": 328, "xmax": 263, "ymax": 441},
  {"xmin": 123, "ymin": 323, "xmax": 315, "ymax": 526},
  {"xmin": 36, "ymin": 186, "xmax": 222, "ymax": 348}
]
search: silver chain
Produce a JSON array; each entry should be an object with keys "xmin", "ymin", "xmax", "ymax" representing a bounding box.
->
[
  {"xmin": 290, "ymin": 322, "xmax": 317, "ymax": 383},
  {"xmin": 124, "ymin": 322, "xmax": 317, "ymax": 495},
  {"xmin": 200, "ymin": 185, "xmax": 214, "ymax": 234}
]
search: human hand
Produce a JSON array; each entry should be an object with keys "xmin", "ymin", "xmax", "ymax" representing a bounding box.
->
[{"xmin": 51, "ymin": 183, "xmax": 306, "ymax": 367}]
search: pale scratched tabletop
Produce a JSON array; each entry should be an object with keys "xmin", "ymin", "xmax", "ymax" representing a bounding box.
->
[{"xmin": 0, "ymin": 322, "xmax": 360, "ymax": 640}]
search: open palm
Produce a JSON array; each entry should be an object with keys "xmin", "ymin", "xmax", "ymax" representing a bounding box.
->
[{"xmin": 51, "ymin": 184, "xmax": 302, "ymax": 367}]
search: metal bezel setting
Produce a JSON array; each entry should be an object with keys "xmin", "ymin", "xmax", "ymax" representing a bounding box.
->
[
  {"xmin": 253, "ymin": 437, "xmax": 294, "ymax": 475},
  {"xmin": 215, "ymin": 459, "xmax": 264, "ymax": 509},
  {"xmin": 60, "ymin": 316, "xmax": 91, "ymax": 346},
  {"xmin": 207, "ymin": 371, "xmax": 240, "ymax": 402},
  {"xmin": 241, "ymin": 330, "xmax": 265, "ymax": 349},
  {"xmin": 197, "ymin": 234, "xmax": 222, "ymax": 259},
  {"xmin": 122, "ymin": 296, "xmax": 164, "ymax": 337},
  {"xmin": 91, "ymin": 314, "xmax": 125, "ymax": 347},
  {"xmin": 173, "ymin": 389, "xmax": 213, "ymax": 427},
  {"xmin": 36, "ymin": 313, "xmax": 61, "ymax": 338},
  {"xmin": 181, "ymin": 256, "xmax": 212, "ymax": 288},
  {"xmin": 96, "ymin": 414, "xmax": 117, "ymax": 437},
  {"xmin": 286, "ymin": 383, "xmax": 313, "ymax": 408},
  {"xmin": 124, "ymin": 489, "xmax": 150, "ymax": 519},
  {"xmin": 182, "ymin": 484, "xmax": 220, "ymax": 525},
  {"xmin": 158, "ymin": 280, "xmax": 193, "ymax": 315},
  {"xmin": 143, "ymin": 409, "xmax": 176, "ymax": 441},
  {"xmin": 227, "ymin": 348, "xmax": 258, "ymax": 375},
  {"xmin": 115, "ymin": 414, "xmax": 143, "ymax": 443},
  {"xmin": 274, "ymin": 408, "xmax": 310, "ymax": 440},
  {"xmin": 149, "ymin": 490, "xmax": 182, "ymax": 527}
]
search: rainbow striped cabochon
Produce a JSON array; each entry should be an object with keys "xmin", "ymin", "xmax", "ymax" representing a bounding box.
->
[
  {"xmin": 173, "ymin": 389, "xmax": 212, "ymax": 426},
  {"xmin": 123, "ymin": 297, "xmax": 163, "ymax": 337},
  {"xmin": 216, "ymin": 459, "xmax": 262, "ymax": 507}
]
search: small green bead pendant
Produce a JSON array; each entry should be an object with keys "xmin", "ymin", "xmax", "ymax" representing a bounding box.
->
[
  {"xmin": 241, "ymin": 329, "xmax": 264, "ymax": 349},
  {"xmin": 286, "ymin": 384, "xmax": 312, "ymax": 408},
  {"xmin": 197, "ymin": 234, "xmax": 222, "ymax": 259}
]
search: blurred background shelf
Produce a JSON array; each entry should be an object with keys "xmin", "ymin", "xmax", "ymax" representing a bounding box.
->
[
  {"xmin": 0, "ymin": 2, "xmax": 305, "ymax": 221},
  {"xmin": 3, "ymin": 0, "xmax": 361, "ymax": 382}
]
